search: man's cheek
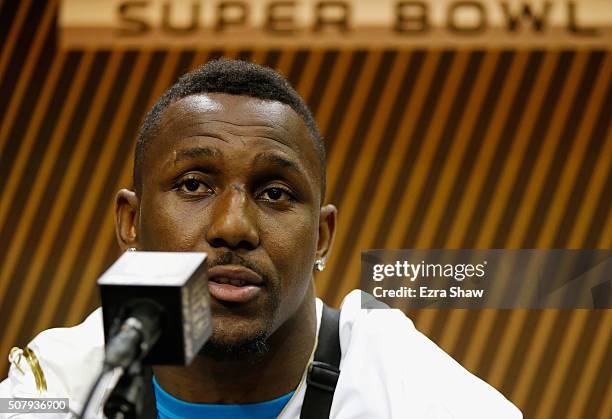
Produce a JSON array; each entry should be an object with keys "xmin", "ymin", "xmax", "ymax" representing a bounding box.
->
[
  {"xmin": 141, "ymin": 199, "xmax": 203, "ymax": 249},
  {"xmin": 272, "ymin": 225, "xmax": 316, "ymax": 283},
  {"xmin": 287, "ymin": 219, "xmax": 318, "ymax": 264}
]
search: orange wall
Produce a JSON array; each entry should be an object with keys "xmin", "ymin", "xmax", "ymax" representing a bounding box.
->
[{"xmin": 0, "ymin": 1, "xmax": 610, "ymax": 417}]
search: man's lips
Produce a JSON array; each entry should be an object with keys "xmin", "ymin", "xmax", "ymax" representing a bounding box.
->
[{"xmin": 207, "ymin": 265, "xmax": 264, "ymax": 303}]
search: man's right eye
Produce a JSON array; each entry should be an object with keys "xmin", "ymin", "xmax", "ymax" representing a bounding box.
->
[{"xmin": 177, "ymin": 178, "xmax": 210, "ymax": 194}]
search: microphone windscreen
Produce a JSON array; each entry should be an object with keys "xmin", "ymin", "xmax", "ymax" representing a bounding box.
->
[{"xmin": 97, "ymin": 251, "xmax": 212, "ymax": 365}]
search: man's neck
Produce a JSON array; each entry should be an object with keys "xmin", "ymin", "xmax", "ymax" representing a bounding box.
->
[{"xmin": 152, "ymin": 290, "xmax": 317, "ymax": 404}]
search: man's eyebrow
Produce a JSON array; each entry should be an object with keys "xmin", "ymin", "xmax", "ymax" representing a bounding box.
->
[
  {"xmin": 253, "ymin": 152, "xmax": 304, "ymax": 175},
  {"xmin": 173, "ymin": 146, "xmax": 222, "ymax": 163}
]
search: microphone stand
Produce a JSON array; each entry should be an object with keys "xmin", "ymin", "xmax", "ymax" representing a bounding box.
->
[
  {"xmin": 80, "ymin": 302, "xmax": 162, "ymax": 419},
  {"xmin": 103, "ymin": 359, "xmax": 146, "ymax": 419}
]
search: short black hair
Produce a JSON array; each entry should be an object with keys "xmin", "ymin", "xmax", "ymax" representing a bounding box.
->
[{"xmin": 134, "ymin": 59, "xmax": 326, "ymax": 200}]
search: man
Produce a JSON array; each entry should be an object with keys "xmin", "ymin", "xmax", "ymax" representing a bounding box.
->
[{"xmin": 1, "ymin": 60, "xmax": 521, "ymax": 418}]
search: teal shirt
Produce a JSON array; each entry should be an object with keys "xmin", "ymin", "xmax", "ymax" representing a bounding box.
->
[{"xmin": 153, "ymin": 376, "xmax": 295, "ymax": 419}]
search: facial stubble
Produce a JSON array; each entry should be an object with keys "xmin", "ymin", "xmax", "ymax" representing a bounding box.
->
[{"xmin": 199, "ymin": 252, "xmax": 281, "ymax": 362}]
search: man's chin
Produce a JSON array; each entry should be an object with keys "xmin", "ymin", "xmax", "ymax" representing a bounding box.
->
[
  {"xmin": 201, "ymin": 281, "xmax": 280, "ymax": 361},
  {"xmin": 199, "ymin": 331, "xmax": 269, "ymax": 362}
]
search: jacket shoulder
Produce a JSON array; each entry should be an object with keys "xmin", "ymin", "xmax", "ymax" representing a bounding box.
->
[
  {"xmin": 334, "ymin": 291, "xmax": 522, "ymax": 418},
  {"xmin": 0, "ymin": 308, "xmax": 104, "ymax": 411}
]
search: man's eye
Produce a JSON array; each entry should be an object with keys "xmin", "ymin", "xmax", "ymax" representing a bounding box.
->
[
  {"xmin": 260, "ymin": 187, "xmax": 292, "ymax": 201},
  {"xmin": 178, "ymin": 178, "xmax": 209, "ymax": 194}
]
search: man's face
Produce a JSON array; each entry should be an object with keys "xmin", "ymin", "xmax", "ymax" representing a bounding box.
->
[{"xmin": 129, "ymin": 93, "xmax": 326, "ymax": 353}]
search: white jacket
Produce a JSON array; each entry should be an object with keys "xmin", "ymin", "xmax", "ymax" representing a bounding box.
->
[{"xmin": 1, "ymin": 290, "xmax": 521, "ymax": 418}]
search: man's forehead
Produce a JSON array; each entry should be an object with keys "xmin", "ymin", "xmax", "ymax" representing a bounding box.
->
[
  {"xmin": 148, "ymin": 93, "xmax": 323, "ymax": 188},
  {"xmin": 158, "ymin": 93, "xmax": 304, "ymax": 142}
]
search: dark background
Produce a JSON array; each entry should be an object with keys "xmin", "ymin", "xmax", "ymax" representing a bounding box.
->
[{"xmin": 0, "ymin": 1, "xmax": 611, "ymax": 417}]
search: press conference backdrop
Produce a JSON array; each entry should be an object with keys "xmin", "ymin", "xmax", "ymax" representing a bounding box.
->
[{"xmin": 1, "ymin": 1, "xmax": 611, "ymax": 417}]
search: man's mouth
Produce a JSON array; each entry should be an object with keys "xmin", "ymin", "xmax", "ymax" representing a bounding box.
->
[{"xmin": 207, "ymin": 265, "xmax": 264, "ymax": 303}]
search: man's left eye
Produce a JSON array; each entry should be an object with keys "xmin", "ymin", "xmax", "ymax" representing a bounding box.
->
[{"xmin": 260, "ymin": 187, "xmax": 292, "ymax": 201}]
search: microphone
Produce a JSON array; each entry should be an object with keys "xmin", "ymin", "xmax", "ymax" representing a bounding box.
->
[
  {"xmin": 97, "ymin": 250, "xmax": 213, "ymax": 367},
  {"xmin": 80, "ymin": 251, "xmax": 213, "ymax": 418}
]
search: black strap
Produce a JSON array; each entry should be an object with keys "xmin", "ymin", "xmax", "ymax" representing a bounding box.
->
[{"xmin": 300, "ymin": 304, "xmax": 341, "ymax": 419}]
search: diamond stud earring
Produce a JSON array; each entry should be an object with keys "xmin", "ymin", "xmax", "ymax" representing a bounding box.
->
[{"xmin": 315, "ymin": 259, "xmax": 326, "ymax": 272}]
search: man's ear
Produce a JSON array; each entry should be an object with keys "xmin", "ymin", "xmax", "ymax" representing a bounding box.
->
[
  {"xmin": 316, "ymin": 204, "xmax": 337, "ymax": 264},
  {"xmin": 115, "ymin": 189, "xmax": 140, "ymax": 251}
]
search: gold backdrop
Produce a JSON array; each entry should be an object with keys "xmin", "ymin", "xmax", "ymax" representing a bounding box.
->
[{"xmin": 0, "ymin": 1, "xmax": 611, "ymax": 418}]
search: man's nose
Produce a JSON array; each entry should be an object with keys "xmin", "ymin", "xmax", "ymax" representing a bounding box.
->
[{"xmin": 206, "ymin": 187, "xmax": 260, "ymax": 251}]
